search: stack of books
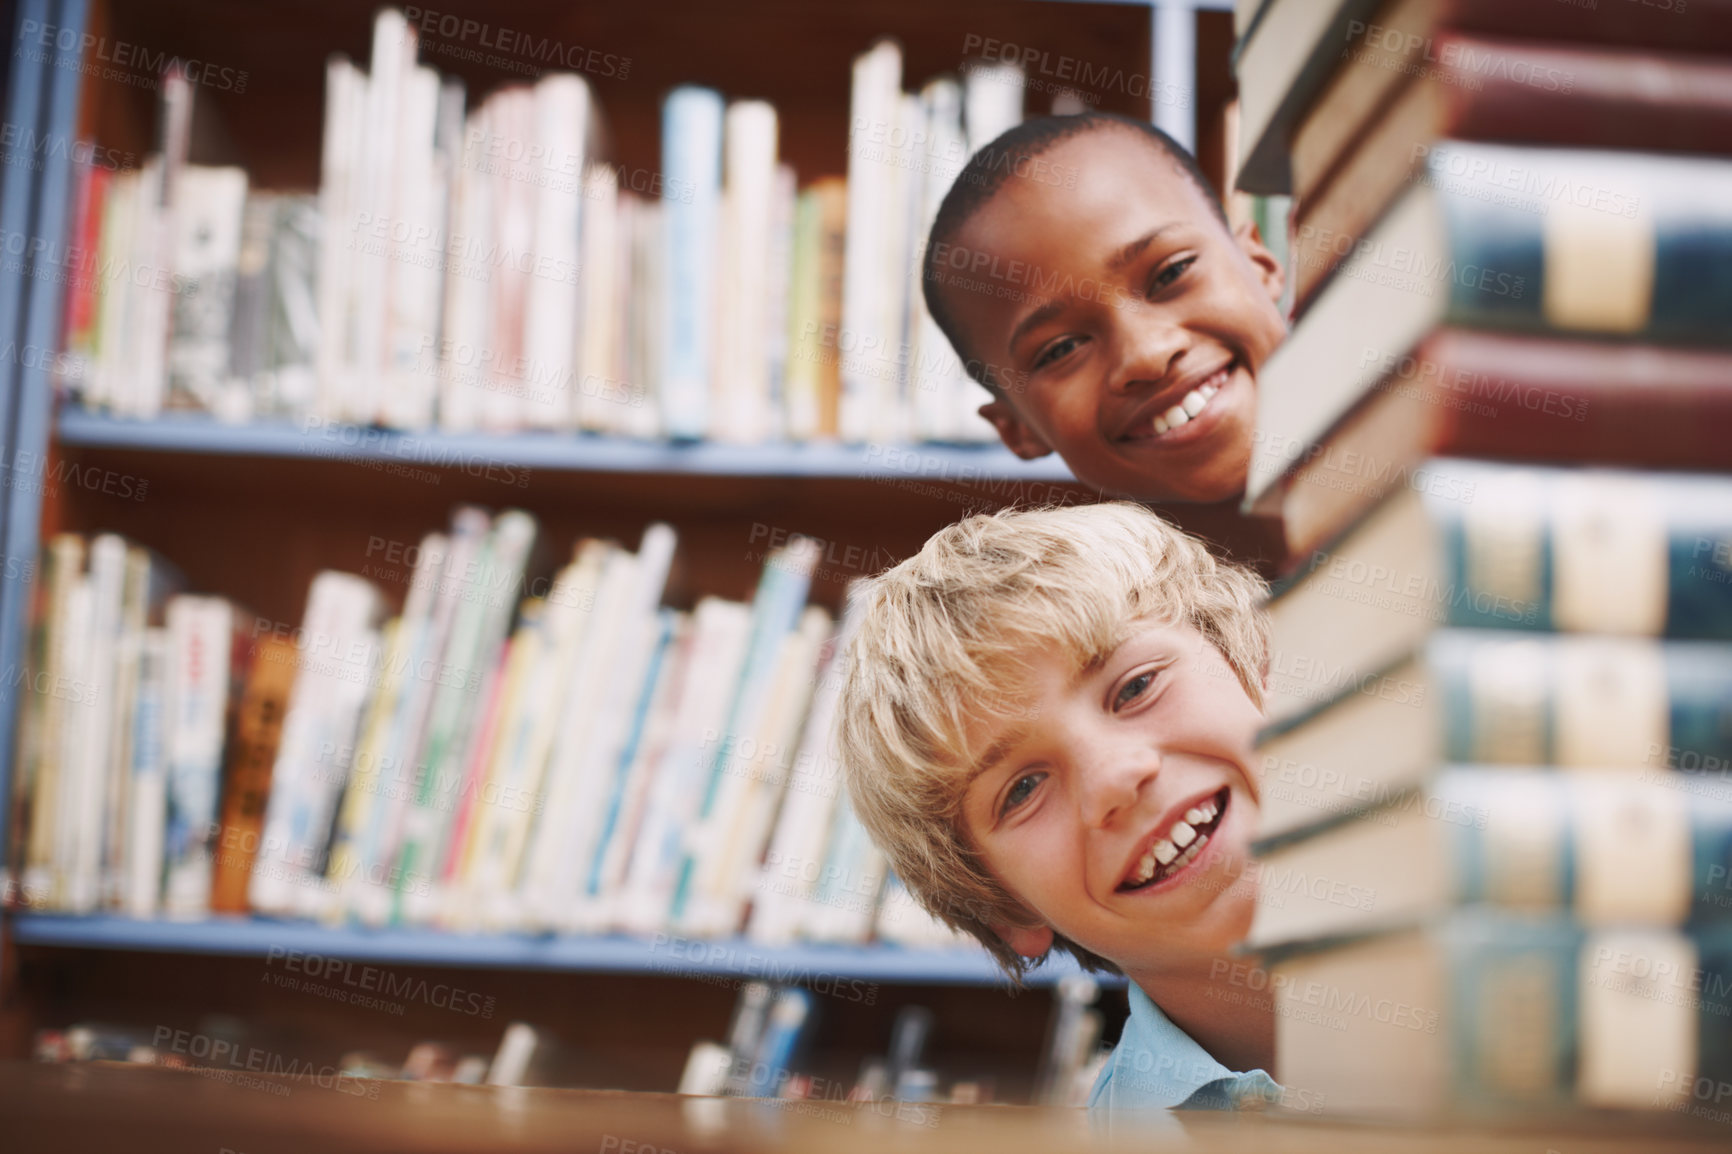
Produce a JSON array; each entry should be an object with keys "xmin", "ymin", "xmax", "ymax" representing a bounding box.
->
[
  {"xmin": 2, "ymin": 512, "xmax": 968, "ymax": 955},
  {"xmin": 53, "ymin": 6, "xmax": 1025, "ymax": 445},
  {"xmin": 1234, "ymin": 0, "xmax": 1732, "ymax": 1119}
]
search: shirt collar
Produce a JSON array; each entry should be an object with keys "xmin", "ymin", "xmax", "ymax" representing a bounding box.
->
[{"xmin": 1089, "ymin": 982, "xmax": 1282, "ymax": 1112}]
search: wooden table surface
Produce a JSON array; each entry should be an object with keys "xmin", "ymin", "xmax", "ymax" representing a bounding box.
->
[{"xmin": 5, "ymin": 1061, "xmax": 1731, "ymax": 1153}]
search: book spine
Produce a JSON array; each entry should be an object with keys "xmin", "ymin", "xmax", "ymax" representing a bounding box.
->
[
  {"xmin": 60, "ymin": 160, "xmax": 107, "ymax": 401},
  {"xmin": 210, "ymin": 634, "xmax": 298, "ymax": 912},
  {"xmin": 585, "ymin": 610, "xmax": 679, "ymax": 901},
  {"xmin": 839, "ymin": 41, "xmax": 903, "ymax": 444},
  {"xmin": 614, "ymin": 598, "xmax": 752, "ymax": 934},
  {"xmin": 660, "ymin": 86, "xmax": 723, "ymax": 440},
  {"xmin": 1429, "ymin": 631, "xmax": 1732, "ymax": 770},
  {"xmin": 1442, "ymin": 0, "xmax": 1732, "ymax": 53},
  {"xmin": 748, "ymin": 595, "xmax": 860, "ymax": 946},
  {"xmin": 1445, "ymin": 769, "xmax": 1730, "ymax": 927},
  {"xmin": 315, "ymin": 56, "xmax": 361, "ymax": 421},
  {"xmin": 166, "ymin": 167, "xmax": 249, "ymax": 410},
  {"xmin": 576, "ymin": 163, "xmax": 619, "ymax": 433},
  {"xmin": 251, "ymin": 571, "xmax": 383, "ymax": 916},
  {"xmin": 1450, "ymin": 918, "xmax": 1732, "ymax": 1109},
  {"xmin": 63, "ymin": 535, "xmax": 126, "ymax": 911},
  {"xmin": 380, "ymin": 65, "xmax": 444, "ymax": 430},
  {"xmin": 455, "ymin": 544, "xmax": 606, "ymax": 925},
  {"xmin": 123, "ymin": 629, "xmax": 171, "ymax": 917},
  {"xmin": 1416, "ymin": 330, "xmax": 1732, "ymax": 472},
  {"xmin": 162, "ymin": 598, "xmax": 235, "ymax": 919},
  {"xmin": 670, "ymin": 539, "xmax": 819, "ymax": 925},
  {"xmin": 21, "ymin": 536, "xmax": 82, "ymax": 903},
  {"xmin": 394, "ymin": 510, "xmax": 535, "ymax": 921},
  {"xmin": 1421, "ymin": 462, "xmax": 1732, "ymax": 640},
  {"xmin": 1428, "ymin": 143, "xmax": 1732, "ymax": 346},
  {"xmin": 50, "ymin": 577, "xmax": 94, "ymax": 910},
  {"xmin": 1442, "ymin": 39, "xmax": 1732, "ymax": 159},
  {"xmin": 521, "ymin": 73, "xmax": 587, "ymax": 431}
]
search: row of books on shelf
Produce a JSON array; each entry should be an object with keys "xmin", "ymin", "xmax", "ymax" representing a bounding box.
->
[
  {"xmin": 678, "ymin": 986, "xmax": 993, "ymax": 1108},
  {"xmin": 37, "ymin": 1017, "xmax": 535, "ymax": 1090},
  {"xmin": 44, "ymin": 5, "xmax": 1030, "ymax": 444},
  {"xmin": 1233, "ymin": 0, "xmax": 1732, "ymax": 1119},
  {"xmin": 3, "ymin": 506, "xmax": 967, "ymax": 954},
  {"xmin": 35, "ymin": 982, "xmax": 1050, "ymax": 1104}
]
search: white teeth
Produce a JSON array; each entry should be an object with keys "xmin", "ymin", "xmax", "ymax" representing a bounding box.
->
[
  {"xmin": 1200, "ymin": 382, "xmax": 1219, "ymax": 399},
  {"xmin": 1152, "ymin": 838, "xmax": 1178, "ymax": 865},
  {"xmin": 1132, "ymin": 850, "xmax": 1157, "ymax": 885},
  {"xmin": 1152, "ymin": 415, "xmax": 1168, "ymax": 435},
  {"xmin": 1173, "ymin": 833, "xmax": 1208, "ymax": 870},
  {"xmin": 1163, "ymin": 404, "xmax": 1189, "ymax": 428},
  {"xmin": 1181, "ymin": 389, "xmax": 1207, "ymax": 417},
  {"xmin": 1185, "ymin": 806, "xmax": 1204, "ymax": 825},
  {"xmin": 1200, "ymin": 799, "xmax": 1218, "ymax": 822},
  {"xmin": 1171, "ymin": 820, "xmax": 1196, "ymax": 848}
]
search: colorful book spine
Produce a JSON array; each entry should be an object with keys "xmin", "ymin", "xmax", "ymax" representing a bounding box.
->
[
  {"xmin": 669, "ymin": 537, "xmax": 820, "ymax": 926},
  {"xmin": 452, "ymin": 543, "xmax": 607, "ymax": 927},
  {"xmin": 394, "ymin": 510, "xmax": 535, "ymax": 921},
  {"xmin": 210, "ymin": 634, "xmax": 298, "ymax": 913}
]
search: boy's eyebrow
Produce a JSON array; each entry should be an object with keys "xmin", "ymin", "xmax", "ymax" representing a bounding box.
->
[
  {"xmin": 1005, "ymin": 225, "xmax": 1181, "ymax": 352},
  {"xmin": 1106, "ymin": 224, "xmax": 1179, "ymax": 274},
  {"xmin": 966, "ymin": 726, "xmax": 1030, "ymax": 787},
  {"xmin": 1007, "ymin": 300, "xmax": 1066, "ymax": 353}
]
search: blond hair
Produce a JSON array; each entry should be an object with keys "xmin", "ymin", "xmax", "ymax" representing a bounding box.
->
[{"xmin": 837, "ymin": 503, "xmax": 1268, "ymax": 980}]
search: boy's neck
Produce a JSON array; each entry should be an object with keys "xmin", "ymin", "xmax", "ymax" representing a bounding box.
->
[{"xmin": 1129, "ymin": 955, "xmax": 1275, "ymax": 1077}]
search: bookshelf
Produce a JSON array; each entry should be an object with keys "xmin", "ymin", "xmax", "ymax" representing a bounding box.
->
[
  {"xmin": 0, "ymin": 0, "xmax": 1242, "ymax": 1103},
  {"xmin": 55, "ymin": 410, "xmax": 1079, "ymax": 481},
  {"xmin": 6, "ymin": 911, "xmax": 1111, "ymax": 986}
]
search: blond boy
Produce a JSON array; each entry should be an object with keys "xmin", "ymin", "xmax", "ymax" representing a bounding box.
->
[{"xmin": 839, "ymin": 503, "xmax": 1280, "ymax": 1109}]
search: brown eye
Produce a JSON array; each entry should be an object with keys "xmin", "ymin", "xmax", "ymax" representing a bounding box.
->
[
  {"xmin": 1147, "ymin": 257, "xmax": 1195, "ymax": 296},
  {"xmin": 1034, "ymin": 336, "xmax": 1081, "ymax": 369}
]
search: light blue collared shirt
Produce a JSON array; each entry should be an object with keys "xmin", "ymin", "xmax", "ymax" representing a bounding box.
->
[{"xmin": 1089, "ymin": 983, "xmax": 1283, "ymax": 1111}]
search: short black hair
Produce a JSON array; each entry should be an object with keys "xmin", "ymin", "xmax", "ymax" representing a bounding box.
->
[{"xmin": 922, "ymin": 113, "xmax": 1228, "ymax": 393}]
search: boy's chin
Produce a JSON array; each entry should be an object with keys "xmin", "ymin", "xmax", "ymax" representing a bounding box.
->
[
  {"xmin": 1073, "ymin": 437, "xmax": 1252, "ymax": 506},
  {"xmin": 1098, "ymin": 463, "xmax": 1247, "ymax": 507}
]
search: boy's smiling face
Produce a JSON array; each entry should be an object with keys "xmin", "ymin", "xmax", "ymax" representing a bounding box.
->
[
  {"xmin": 939, "ymin": 129, "xmax": 1287, "ymax": 504},
  {"xmin": 958, "ymin": 619, "xmax": 1263, "ymax": 975}
]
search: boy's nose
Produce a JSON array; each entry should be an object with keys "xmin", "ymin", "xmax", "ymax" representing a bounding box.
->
[
  {"xmin": 1078, "ymin": 743, "xmax": 1161, "ymax": 829},
  {"xmin": 1107, "ymin": 317, "xmax": 1189, "ymax": 396}
]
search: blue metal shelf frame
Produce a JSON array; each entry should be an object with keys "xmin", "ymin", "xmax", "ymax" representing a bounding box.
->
[
  {"xmin": 4, "ymin": 914, "xmax": 1117, "ymax": 988},
  {"xmin": 54, "ymin": 409, "xmax": 1083, "ymax": 485}
]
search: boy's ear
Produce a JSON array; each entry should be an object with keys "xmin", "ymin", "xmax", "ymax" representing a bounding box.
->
[
  {"xmin": 1232, "ymin": 218, "xmax": 1286, "ymax": 309},
  {"xmin": 993, "ymin": 921, "xmax": 1056, "ymax": 959},
  {"xmin": 979, "ymin": 398, "xmax": 1055, "ymax": 461}
]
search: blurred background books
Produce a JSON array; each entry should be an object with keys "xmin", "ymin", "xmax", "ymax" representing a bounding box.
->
[{"xmin": 0, "ymin": 0, "xmax": 1232, "ymax": 1108}]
